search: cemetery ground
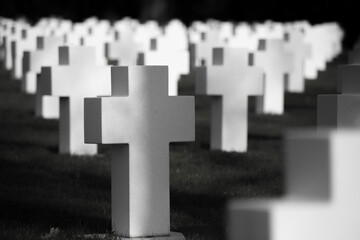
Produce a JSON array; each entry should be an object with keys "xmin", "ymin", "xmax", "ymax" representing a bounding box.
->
[{"xmin": 0, "ymin": 54, "xmax": 344, "ymax": 240}]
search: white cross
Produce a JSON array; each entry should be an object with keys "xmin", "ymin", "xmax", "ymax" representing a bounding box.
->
[
  {"xmin": 196, "ymin": 47, "xmax": 263, "ymax": 152},
  {"xmin": 81, "ymin": 24, "xmax": 112, "ymax": 66},
  {"xmin": 64, "ymin": 23, "xmax": 87, "ymax": 46},
  {"xmin": 138, "ymin": 38, "xmax": 189, "ymax": 96},
  {"xmin": 41, "ymin": 46, "xmax": 111, "ymax": 155},
  {"xmin": 161, "ymin": 19, "xmax": 188, "ymax": 51},
  {"xmin": 23, "ymin": 36, "xmax": 63, "ymax": 94},
  {"xmin": 11, "ymin": 27, "xmax": 40, "ymax": 80},
  {"xmin": 4, "ymin": 24, "xmax": 24, "ymax": 71},
  {"xmin": 191, "ymin": 30, "xmax": 224, "ymax": 67},
  {"xmin": 106, "ymin": 32, "xmax": 143, "ymax": 66},
  {"xmin": 24, "ymin": 36, "xmax": 64, "ymax": 119},
  {"xmin": 228, "ymin": 24, "xmax": 258, "ymax": 51},
  {"xmin": 284, "ymin": 29, "xmax": 311, "ymax": 93},
  {"xmin": 253, "ymin": 39, "xmax": 292, "ymax": 114},
  {"xmin": 84, "ymin": 66, "xmax": 194, "ymax": 238}
]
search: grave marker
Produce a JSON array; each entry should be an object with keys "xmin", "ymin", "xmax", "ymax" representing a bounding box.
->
[
  {"xmin": 22, "ymin": 36, "xmax": 63, "ymax": 93},
  {"xmin": 4, "ymin": 24, "xmax": 24, "ymax": 71},
  {"xmin": 84, "ymin": 66, "xmax": 194, "ymax": 238},
  {"xmin": 11, "ymin": 27, "xmax": 40, "ymax": 79},
  {"xmin": 106, "ymin": 30, "xmax": 143, "ymax": 66},
  {"xmin": 138, "ymin": 38, "xmax": 189, "ymax": 95},
  {"xmin": 81, "ymin": 21, "xmax": 111, "ymax": 66},
  {"xmin": 253, "ymin": 39, "xmax": 292, "ymax": 114},
  {"xmin": 28, "ymin": 36, "xmax": 64, "ymax": 119},
  {"xmin": 161, "ymin": 19, "xmax": 188, "ymax": 51},
  {"xmin": 228, "ymin": 23, "xmax": 258, "ymax": 51},
  {"xmin": 41, "ymin": 46, "xmax": 111, "ymax": 155},
  {"xmin": 196, "ymin": 47, "xmax": 263, "ymax": 152},
  {"xmin": 191, "ymin": 29, "xmax": 224, "ymax": 67},
  {"xmin": 284, "ymin": 29, "xmax": 311, "ymax": 92}
]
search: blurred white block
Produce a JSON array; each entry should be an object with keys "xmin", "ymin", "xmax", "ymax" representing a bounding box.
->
[
  {"xmin": 253, "ymin": 39, "xmax": 293, "ymax": 114},
  {"xmin": 196, "ymin": 47, "xmax": 263, "ymax": 152},
  {"xmin": 84, "ymin": 66, "xmax": 194, "ymax": 238},
  {"xmin": 41, "ymin": 46, "xmax": 111, "ymax": 155},
  {"xmin": 228, "ymin": 129, "xmax": 360, "ymax": 240}
]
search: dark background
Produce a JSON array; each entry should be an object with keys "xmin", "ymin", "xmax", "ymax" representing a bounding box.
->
[{"xmin": 0, "ymin": 0, "xmax": 356, "ymax": 48}]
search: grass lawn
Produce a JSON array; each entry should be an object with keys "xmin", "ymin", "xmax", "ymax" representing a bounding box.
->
[{"xmin": 0, "ymin": 53, "xmax": 344, "ymax": 240}]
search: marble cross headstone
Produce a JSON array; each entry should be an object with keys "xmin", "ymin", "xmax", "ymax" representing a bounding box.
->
[
  {"xmin": 303, "ymin": 25, "xmax": 322, "ymax": 80},
  {"xmin": 138, "ymin": 38, "xmax": 189, "ymax": 96},
  {"xmin": 41, "ymin": 46, "xmax": 111, "ymax": 155},
  {"xmin": 196, "ymin": 47, "xmax": 263, "ymax": 152},
  {"xmin": 228, "ymin": 24, "xmax": 258, "ymax": 51},
  {"xmin": 228, "ymin": 129, "xmax": 360, "ymax": 240},
  {"xmin": 52, "ymin": 20, "xmax": 72, "ymax": 38},
  {"xmin": 134, "ymin": 20, "xmax": 162, "ymax": 51},
  {"xmin": 0, "ymin": 21, "xmax": 13, "ymax": 65},
  {"xmin": 106, "ymin": 32, "xmax": 143, "ymax": 66},
  {"xmin": 161, "ymin": 19, "xmax": 188, "ymax": 51},
  {"xmin": 284, "ymin": 29, "xmax": 311, "ymax": 93},
  {"xmin": 81, "ymin": 23, "xmax": 111, "ymax": 66},
  {"xmin": 254, "ymin": 22, "xmax": 284, "ymax": 40},
  {"xmin": 11, "ymin": 27, "xmax": 39, "ymax": 80},
  {"xmin": 188, "ymin": 21, "xmax": 209, "ymax": 44},
  {"xmin": 22, "ymin": 36, "xmax": 63, "ymax": 93},
  {"xmin": 64, "ymin": 23, "xmax": 87, "ymax": 46},
  {"xmin": 303, "ymin": 24, "xmax": 341, "ymax": 80},
  {"xmin": 27, "ymin": 36, "xmax": 64, "ymax": 119},
  {"xmin": 253, "ymin": 39, "xmax": 292, "ymax": 114},
  {"xmin": 4, "ymin": 24, "xmax": 23, "ymax": 71},
  {"xmin": 191, "ymin": 29, "xmax": 224, "ymax": 67},
  {"xmin": 219, "ymin": 21, "xmax": 234, "ymax": 43},
  {"xmin": 84, "ymin": 66, "xmax": 194, "ymax": 238}
]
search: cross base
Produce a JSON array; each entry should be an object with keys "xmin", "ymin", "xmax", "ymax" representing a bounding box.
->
[{"xmin": 83, "ymin": 232, "xmax": 186, "ymax": 240}]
